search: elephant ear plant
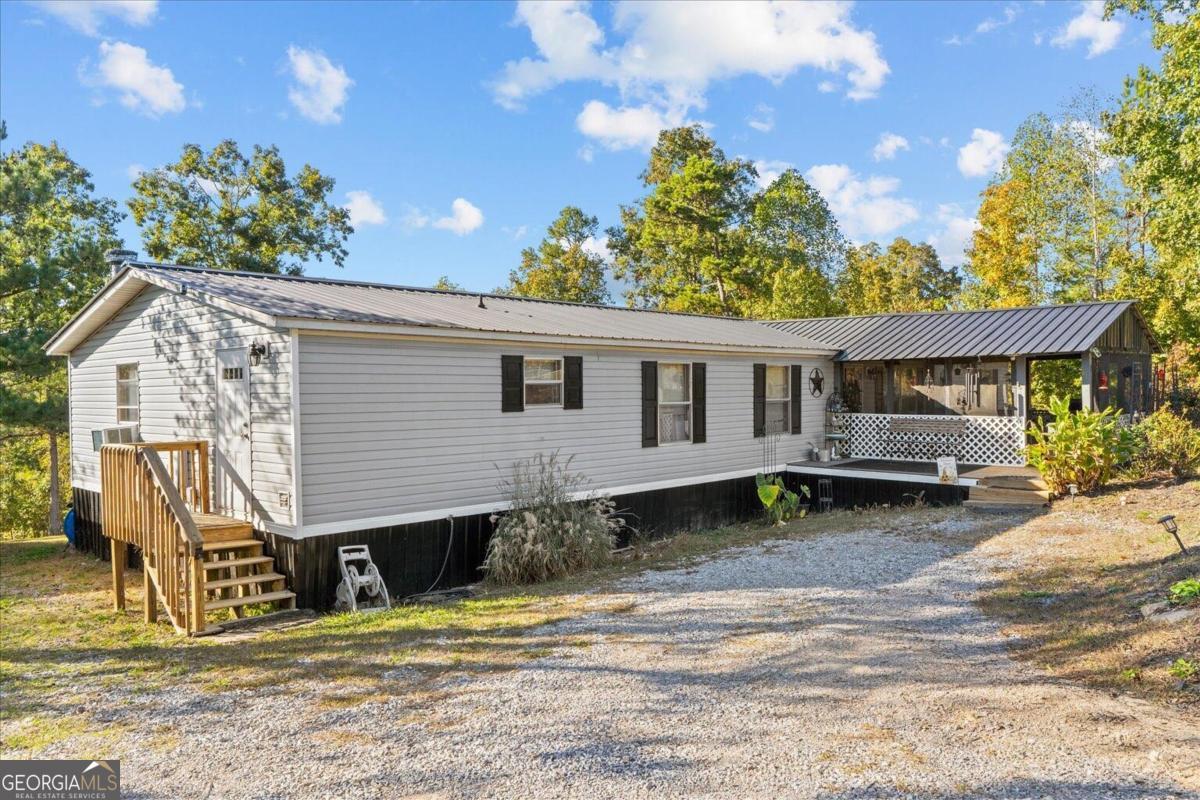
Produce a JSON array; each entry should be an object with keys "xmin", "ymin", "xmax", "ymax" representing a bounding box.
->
[
  {"xmin": 756, "ymin": 473, "xmax": 811, "ymax": 525},
  {"xmin": 1025, "ymin": 395, "xmax": 1135, "ymax": 496}
]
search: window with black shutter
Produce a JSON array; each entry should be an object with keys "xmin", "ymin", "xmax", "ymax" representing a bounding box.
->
[
  {"xmin": 691, "ymin": 363, "xmax": 706, "ymax": 444},
  {"xmin": 790, "ymin": 364, "xmax": 803, "ymax": 434},
  {"xmin": 563, "ymin": 356, "xmax": 583, "ymax": 409},
  {"xmin": 641, "ymin": 361, "xmax": 658, "ymax": 447},
  {"xmin": 501, "ymin": 355, "xmax": 524, "ymax": 412},
  {"xmin": 753, "ymin": 363, "xmax": 766, "ymax": 437}
]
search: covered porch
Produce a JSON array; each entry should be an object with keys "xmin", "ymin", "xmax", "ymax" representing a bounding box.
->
[
  {"xmin": 768, "ymin": 301, "xmax": 1160, "ymax": 469},
  {"xmin": 787, "ymin": 457, "xmax": 1049, "ymax": 506}
]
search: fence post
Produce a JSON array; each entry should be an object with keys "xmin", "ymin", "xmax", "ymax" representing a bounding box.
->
[{"xmin": 143, "ymin": 563, "xmax": 158, "ymax": 623}]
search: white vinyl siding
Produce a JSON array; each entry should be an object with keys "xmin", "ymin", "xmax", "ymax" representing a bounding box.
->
[
  {"xmin": 297, "ymin": 334, "xmax": 831, "ymax": 527},
  {"xmin": 67, "ymin": 285, "xmax": 295, "ymax": 529}
]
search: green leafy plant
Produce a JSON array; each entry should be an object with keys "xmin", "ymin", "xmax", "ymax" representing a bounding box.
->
[
  {"xmin": 1167, "ymin": 658, "xmax": 1197, "ymax": 682},
  {"xmin": 1130, "ymin": 408, "xmax": 1200, "ymax": 479},
  {"xmin": 755, "ymin": 473, "xmax": 810, "ymax": 526},
  {"xmin": 1025, "ymin": 395, "xmax": 1135, "ymax": 496},
  {"xmin": 1168, "ymin": 578, "xmax": 1200, "ymax": 607},
  {"xmin": 1118, "ymin": 667, "xmax": 1142, "ymax": 683},
  {"xmin": 484, "ymin": 452, "xmax": 626, "ymax": 585}
]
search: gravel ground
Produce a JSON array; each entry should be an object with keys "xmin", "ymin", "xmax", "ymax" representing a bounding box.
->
[{"xmin": 56, "ymin": 515, "xmax": 1200, "ymax": 798}]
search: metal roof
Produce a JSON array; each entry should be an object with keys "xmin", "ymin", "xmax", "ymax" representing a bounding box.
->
[
  {"xmin": 764, "ymin": 301, "xmax": 1154, "ymax": 361},
  {"xmin": 45, "ymin": 262, "xmax": 839, "ymax": 355}
]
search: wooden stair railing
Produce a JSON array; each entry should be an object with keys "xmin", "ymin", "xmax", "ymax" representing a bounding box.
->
[{"xmin": 100, "ymin": 441, "xmax": 210, "ymax": 635}]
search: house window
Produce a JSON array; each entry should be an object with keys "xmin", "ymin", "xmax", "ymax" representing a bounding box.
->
[
  {"xmin": 524, "ymin": 358, "xmax": 563, "ymax": 405},
  {"xmin": 765, "ymin": 365, "xmax": 789, "ymax": 434},
  {"xmin": 658, "ymin": 363, "xmax": 691, "ymax": 443},
  {"xmin": 116, "ymin": 363, "xmax": 139, "ymax": 423}
]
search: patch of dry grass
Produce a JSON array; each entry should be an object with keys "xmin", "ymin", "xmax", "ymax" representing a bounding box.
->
[{"xmin": 977, "ymin": 477, "xmax": 1200, "ymax": 706}]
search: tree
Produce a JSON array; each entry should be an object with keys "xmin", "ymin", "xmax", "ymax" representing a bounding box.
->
[
  {"xmin": 1106, "ymin": 1, "xmax": 1200, "ymax": 349},
  {"xmin": 608, "ymin": 126, "xmax": 758, "ymax": 315},
  {"xmin": 431, "ymin": 276, "xmax": 464, "ymax": 291},
  {"xmin": 836, "ymin": 238, "xmax": 959, "ymax": 315},
  {"xmin": 962, "ymin": 97, "xmax": 1131, "ymax": 307},
  {"xmin": 1, "ymin": 133, "xmax": 123, "ymax": 535},
  {"xmin": 504, "ymin": 206, "xmax": 610, "ymax": 304},
  {"xmin": 962, "ymin": 179, "xmax": 1042, "ymax": 307},
  {"xmin": 745, "ymin": 169, "xmax": 844, "ymax": 319},
  {"xmin": 128, "ymin": 140, "xmax": 352, "ymax": 275}
]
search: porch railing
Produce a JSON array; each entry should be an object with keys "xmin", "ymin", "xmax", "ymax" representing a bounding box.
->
[
  {"xmin": 834, "ymin": 413, "xmax": 1027, "ymax": 466},
  {"xmin": 100, "ymin": 440, "xmax": 210, "ymax": 634}
]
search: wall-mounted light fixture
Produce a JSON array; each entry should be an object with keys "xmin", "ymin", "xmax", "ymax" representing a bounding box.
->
[{"xmin": 249, "ymin": 341, "xmax": 271, "ymax": 367}]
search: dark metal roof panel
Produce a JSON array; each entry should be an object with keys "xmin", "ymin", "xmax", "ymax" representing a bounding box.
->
[{"xmin": 763, "ymin": 301, "xmax": 1142, "ymax": 361}]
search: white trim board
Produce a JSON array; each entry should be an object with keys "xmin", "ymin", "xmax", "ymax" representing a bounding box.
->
[
  {"xmin": 785, "ymin": 463, "xmax": 978, "ymax": 487},
  {"xmin": 289, "ymin": 464, "xmax": 795, "ymax": 539}
]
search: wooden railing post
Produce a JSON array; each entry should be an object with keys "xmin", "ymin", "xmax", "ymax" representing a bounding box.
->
[
  {"xmin": 189, "ymin": 553, "xmax": 206, "ymax": 635},
  {"xmin": 143, "ymin": 563, "xmax": 158, "ymax": 623},
  {"xmin": 110, "ymin": 539, "xmax": 127, "ymax": 611}
]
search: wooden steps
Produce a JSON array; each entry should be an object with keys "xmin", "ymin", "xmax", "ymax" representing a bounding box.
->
[
  {"xmin": 966, "ymin": 485, "xmax": 1050, "ymax": 506},
  {"xmin": 204, "ymin": 571, "xmax": 287, "ymax": 591},
  {"xmin": 206, "ymin": 590, "xmax": 297, "ymax": 612},
  {"xmin": 197, "ymin": 523, "xmax": 296, "ymax": 619}
]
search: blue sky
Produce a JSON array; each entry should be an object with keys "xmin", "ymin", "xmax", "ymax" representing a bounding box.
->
[{"xmin": 1, "ymin": 0, "xmax": 1157, "ymax": 292}]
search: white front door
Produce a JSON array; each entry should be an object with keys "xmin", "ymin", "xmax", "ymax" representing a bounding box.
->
[{"xmin": 215, "ymin": 348, "xmax": 251, "ymax": 520}]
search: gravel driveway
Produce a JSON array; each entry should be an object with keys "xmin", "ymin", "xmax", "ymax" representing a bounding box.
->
[{"xmin": 103, "ymin": 515, "xmax": 1200, "ymax": 798}]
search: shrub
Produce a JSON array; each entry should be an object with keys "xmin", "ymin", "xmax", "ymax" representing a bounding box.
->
[
  {"xmin": 1025, "ymin": 395, "xmax": 1134, "ymax": 496},
  {"xmin": 1168, "ymin": 658, "xmax": 1197, "ymax": 682},
  {"xmin": 483, "ymin": 452, "xmax": 624, "ymax": 585},
  {"xmin": 1130, "ymin": 408, "xmax": 1200, "ymax": 479},
  {"xmin": 1168, "ymin": 578, "xmax": 1200, "ymax": 607},
  {"xmin": 755, "ymin": 473, "xmax": 810, "ymax": 525}
]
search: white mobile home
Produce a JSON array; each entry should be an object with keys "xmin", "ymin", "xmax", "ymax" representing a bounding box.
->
[
  {"xmin": 47, "ymin": 256, "xmax": 1157, "ymax": 620},
  {"xmin": 46, "ymin": 258, "xmax": 838, "ymax": 611}
]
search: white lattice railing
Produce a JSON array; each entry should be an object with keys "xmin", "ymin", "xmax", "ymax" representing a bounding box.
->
[{"xmin": 834, "ymin": 413, "xmax": 1027, "ymax": 466}]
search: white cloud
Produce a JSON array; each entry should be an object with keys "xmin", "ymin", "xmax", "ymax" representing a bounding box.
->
[
  {"xmin": 575, "ymin": 100, "xmax": 678, "ymax": 151},
  {"xmin": 872, "ymin": 132, "xmax": 909, "ymax": 162},
  {"xmin": 817, "ymin": 80, "xmax": 837, "ymax": 93},
  {"xmin": 957, "ymin": 128, "xmax": 1009, "ymax": 178},
  {"xmin": 747, "ymin": 103, "xmax": 775, "ymax": 133},
  {"xmin": 752, "ymin": 159, "xmax": 794, "ymax": 189},
  {"xmin": 805, "ymin": 163, "xmax": 919, "ymax": 239},
  {"xmin": 90, "ymin": 41, "xmax": 184, "ymax": 117},
  {"xmin": 126, "ymin": 163, "xmax": 145, "ymax": 180},
  {"xmin": 343, "ymin": 190, "xmax": 386, "ymax": 227},
  {"xmin": 32, "ymin": 0, "xmax": 156, "ymax": 36},
  {"xmin": 400, "ymin": 205, "xmax": 431, "ymax": 231},
  {"xmin": 976, "ymin": 3, "xmax": 1020, "ymax": 34},
  {"xmin": 578, "ymin": 144, "xmax": 595, "ymax": 163},
  {"xmin": 1052, "ymin": 1, "xmax": 1123, "ymax": 57},
  {"xmin": 926, "ymin": 203, "xmax": 980, "ymax": 268},
  {"xmin": 433, "ymin": 198, "xmax": 484, "ymax": 236},
  {"xmin": 582, "ymin": 235, "xmax": 609, "ymax": 259},
  {"xmin": 495, "ymin": 1, "xmax": 889, "ymax": 150},
  {"xmin": 286, "ymin": 45, "xmax": 353, "ymax": 124}
]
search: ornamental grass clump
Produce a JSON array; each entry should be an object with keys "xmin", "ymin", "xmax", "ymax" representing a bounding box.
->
[
  {"xmin": 1025, "ymin": 395, "xmax": 1134, "ymax": 496},
  {"xmin": 484, "ymin": 452, "xmax": 625, "ymax": 585}
]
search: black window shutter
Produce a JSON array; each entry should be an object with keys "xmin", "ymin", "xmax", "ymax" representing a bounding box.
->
[
  {"xmin": 790, "ymin": 364, "xmax": 803, "ymax": 434},
  {"xmin": 691, "ymin": 363, "xmax": 706, "ymax": 444},
  {"xmin": 563, "ymin": 356, "xmax": 583, "ymax": 409},
  {"xmin": 501, "ymin": 355, "xmax": 524, "ymax": 412},
  {"xmin": 753, "ymin": 363, "xmax": 766, "ymax": 437},
  {"xmin": 641, "ymin": 361, "xmax": 658, "ymax": 448}
]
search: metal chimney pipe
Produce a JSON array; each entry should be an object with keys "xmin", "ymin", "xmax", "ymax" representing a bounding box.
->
[{"xmin": 104, "ymin": 249, "xmax": 137, "ymax": 278}]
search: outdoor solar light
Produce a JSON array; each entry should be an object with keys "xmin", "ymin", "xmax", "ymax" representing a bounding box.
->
[{"xmin": 1157, "ymin": 515, "xmax": 1189, "ymax": 555}]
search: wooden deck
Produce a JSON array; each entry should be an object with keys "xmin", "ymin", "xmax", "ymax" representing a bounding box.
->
[
  {"xmin": 787, "ymin": 458, "xmax": 1049, "ymax": 506},
  {"xmin": 100, "ymin": 440, "xmax": 295, "ymax": 634}
]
